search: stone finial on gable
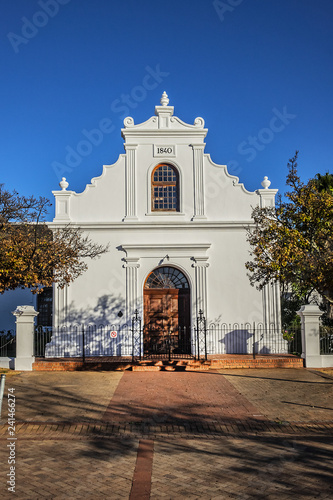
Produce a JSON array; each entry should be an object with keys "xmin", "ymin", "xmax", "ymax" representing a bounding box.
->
[
  {"xmin": 257, "ymin": 176, "xmax": 278, "ymax": 208},
  {"xmin": 155, "ymin": 91, "xmax": 174, "ymax": 127},
  {"xmin": 160, "ymin": 91, "xmax": 169, "ymax": 106},
  {"xmin": 59, "ymin": 177, "xmax": 69, "ymax": 190},
  {"xmin": 53, "ymin": 178, "xmax": 73, "ymax": 222},
  {"xmin": 261, "ymin": 176, "xmax": 271, "ymax": 189}
]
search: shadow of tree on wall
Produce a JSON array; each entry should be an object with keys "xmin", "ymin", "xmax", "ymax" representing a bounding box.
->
[
  {"xmin": 221, "ymin": 329, "xmax": 253, "ymax": 354},
  {"xmin": 64, "ymin": 294, "xmax": 126, "ymax": 326}
]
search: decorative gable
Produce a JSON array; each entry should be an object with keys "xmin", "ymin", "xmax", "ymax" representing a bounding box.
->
[{"xmin": 52, "ymin": 93, "xmax": 277, "ymax": 225}]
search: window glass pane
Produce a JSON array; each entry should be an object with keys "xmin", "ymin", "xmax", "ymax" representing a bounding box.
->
[
  {"xmin": 145, "ymin": 266, "xmax": 189, "ymax": 289},
  {"xmin": 152, "ymin": 164, "xmax": 179, "ymax": 211}
]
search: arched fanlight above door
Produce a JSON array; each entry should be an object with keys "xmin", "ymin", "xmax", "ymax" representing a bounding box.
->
[{"xmin": 144, "ymin": 266, "xmax": 189, "ymax": 289}]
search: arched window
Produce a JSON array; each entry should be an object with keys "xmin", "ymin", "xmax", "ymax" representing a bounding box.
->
[
  {"xmin": 151, "ymin": 164, "xmax": 179, "ymax": 211},
  {"xmin": 145, "ymin": 266, "xmax": 189, "ymax": 289}
]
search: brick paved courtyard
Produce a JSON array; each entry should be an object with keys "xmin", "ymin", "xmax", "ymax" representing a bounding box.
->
[{"xmin": 0, "ymin": 368, "xmax": 332, "ymax": 499}]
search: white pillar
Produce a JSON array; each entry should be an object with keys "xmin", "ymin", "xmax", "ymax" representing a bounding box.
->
[
  {"xmin": 274, "ymin": 283, "xmax": 282, "ymax": 330},
  {"xmin": 263, "ymin": 282, "xmax": 282, "ymax": 329},
  {"xmin": 53, "ymin": 284, "xmax": 68, "ymax": 327},
  {"xmin": 192, "ymin": 257, "xmax": 209, "ymax": 318},
  {"xmin": 124, "ymin": 258, "xmax": 140, "ymax": 322},
  {"xmin": 191, "ymin": 144, "xmax": 206, "ymax": 220},
  {"xmin": 52, "ymin": 178, "xmax": 73, "ymax": 222},
  {"xmin": 124, "ymin": 144, "xmax": 138, "ymax": 220},
  {"xmin": 13, "ymin": 306, "xmax": 39, "ymax": 371},
  {"xmin": 297, "ymin": 304, "xmax": 322, "ymax": 367}
]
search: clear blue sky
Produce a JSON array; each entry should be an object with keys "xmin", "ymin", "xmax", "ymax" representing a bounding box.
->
[{"xmin": 1, "ymin": 0, "xmax": 332, "ymax": 217}]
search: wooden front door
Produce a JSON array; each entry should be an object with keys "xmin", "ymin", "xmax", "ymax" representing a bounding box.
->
[{"xmin": 143, "ymin": 288, "xmax": 190, "ymax": 355}]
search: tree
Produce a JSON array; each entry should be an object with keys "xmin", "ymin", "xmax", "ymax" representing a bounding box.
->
[
  {"xmin": 0, "ymin": 185, "xmax": 108, "ymax": 294},
  {"xmin": 246, "ymin": 152, "xmax": 333, "ymax": 318},
  {"xmin": 314, "ymin": 172, "xmax": 333, "ymax": 194}
]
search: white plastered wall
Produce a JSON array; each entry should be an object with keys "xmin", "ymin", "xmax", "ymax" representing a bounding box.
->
[{"xmin": 51, "ymin": 95, "xmax": 280, "ymax": 330}]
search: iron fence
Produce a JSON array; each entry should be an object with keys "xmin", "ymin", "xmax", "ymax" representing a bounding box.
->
[
  {"xmin": 143, "ymin": 326, "xmax": 193, "ymax": 360},
  {"xmin": 196, "ymin": 310, "xmax": 207, "ymax": 360},
  {"xmin": 206, "ymin": 323, "xmax": 302, "ymax": 357},
  {"xmin": 35, "ymin": 324, "xmax": 133, "ymax": 358},
  {"xmin": 33, "ymin": 318, "xmax": 303, "ymax": 360},
  {"xmin": 285, "ymin": 325, "xmax": 302, "ymax": 356},
  {"xmin": 320, "ymin": 326, "xmax": 333, "ymax": 354},
  {"xmin": 0, "ymin": 330, "xmax": 16, "ymax": 357},
  {"xmin": 132, "ymin": 310, "xmax": 142, "ymax": 361}
]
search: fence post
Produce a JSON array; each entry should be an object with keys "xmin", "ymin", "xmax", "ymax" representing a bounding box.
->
[
  {"xmin": 12, "ymin": 306, "xmax": 39, "ymax": 371},
  {"xmin": 297, "ymin": 304, "xmax": 322, "ymax": 368},
  {"xmin": 132, "ymin": 310, "xmax": 141, "ymax": 362},
  {"xmin": 204, "ymin": 317, "xmax": 207, "ymax": 361},
  {"xmin": 196, "ymin": 313, "xmax": 200, "ymax": 360},
  {"xmin": 196, "ymin": 310, "xmax": 207, "ymax": 361},
  {"xmin": 252, "ymin": 322, "xmax": 256, "ymax": 359},
  {"xmin": 82, "ymin": 325, "xmax": 85, "ymax": 363}
]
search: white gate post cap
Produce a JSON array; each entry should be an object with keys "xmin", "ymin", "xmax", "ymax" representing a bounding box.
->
[
  {"xmin": 12, "ymin": 305, "xmax": 39, "ymax": 319},
  {"xmin": 297, "ymin": 304, "xmax": 322, "ymax": 317}
]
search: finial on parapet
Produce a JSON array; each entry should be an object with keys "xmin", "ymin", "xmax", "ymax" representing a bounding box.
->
[
  {"xmin": 160, "ymin": 91, "xmax": 169, "ymax": 106},
  {"xmin": 59, "ymin": 177, "xmax": 69, "ymax": 190},
  {"xmin": 261, "ymin": 176, "xmax": 271, "ymax": 189}
]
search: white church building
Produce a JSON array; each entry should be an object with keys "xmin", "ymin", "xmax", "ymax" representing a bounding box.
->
[{"xmin": 45, "ymin": 92, "xmax": 282, "ymax": 358}]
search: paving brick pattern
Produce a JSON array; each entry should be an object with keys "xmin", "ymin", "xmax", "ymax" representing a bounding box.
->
[
  {"xmin": 2, "ymin": 371, "xmax": 123, "ymax": 422},
  {"xmin": 103, "ymin": 371, "xmax": 266, "ymax": 424},
  {"xmin": 0, "ymin": 438, "xmax": 138, "ymax": 500},
  {"xmin": 1, "ymin": 368, "xmax": 333, "ymax": 498},
  {"xmin": 151, "ymin": 437, "xmax": 333, "ymax": 499},
  {"xmin": 221, "ymin": 368, "xmax": 333, "ymax": 422}
]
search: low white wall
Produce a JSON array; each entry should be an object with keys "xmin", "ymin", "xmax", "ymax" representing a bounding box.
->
[
  {"xmin": 0, "ymin": 357, "xmax": 14, "ymax": 369},
  {"xmin": 304, "ymin": 354, "xmax": 333, "ymax": 368}
]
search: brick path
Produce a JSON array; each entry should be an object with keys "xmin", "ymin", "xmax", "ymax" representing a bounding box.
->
[
  {"xmin": 1, "ymin": 437, "xmax": 138, "ymax": 500},
  {"xmin": 151, "ymin": 436, "xmax": 333, "ymax": 500},
  {"xmin": 222, "ymin": 368, "xmax": 333, "ymax": 422},
  {"xmin": 0, "ymin": 368, "xmax": 332, "ymax": 498},
  {"xmin": 103, "ymin": 371, "xmax": 266, "ymax": 424}
]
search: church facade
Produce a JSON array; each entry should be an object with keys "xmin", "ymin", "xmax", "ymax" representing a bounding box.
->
[{"xmin": 50, "ymin": 93, "xmax": 281, "ymax": 356}]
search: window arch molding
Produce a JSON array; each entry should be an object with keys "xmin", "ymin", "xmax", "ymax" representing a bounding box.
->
[{"xmin": 146, "ymin": 160, "xmax": 184, "ymax": 215}]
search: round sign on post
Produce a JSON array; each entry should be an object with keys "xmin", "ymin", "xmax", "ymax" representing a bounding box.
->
[{"xmin": 110, "ymin": 331, "xmax": 117, "ymax": 338}]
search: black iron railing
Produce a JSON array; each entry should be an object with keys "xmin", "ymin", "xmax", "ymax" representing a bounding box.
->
[
  {"xmin": 205, "ymin": 323, "xmax": 302, "ymax": 357},
  {"xmin": 33, "ymin": 319, "xmax": 303, "ymax": 359},
  {"xmin": 320, "ymin": 326, "xmax": 333, "ymax": 355},
  {"xmin": 34, "ymin": 324, "xmax": 132, "ymax": 358},
  {"xmin": 0, "ymin": 330, "xmax": 16, "ymax": 357},
  {"xmin": 143, "ymin": 326, "xmax": 192, "ymax": 360}
]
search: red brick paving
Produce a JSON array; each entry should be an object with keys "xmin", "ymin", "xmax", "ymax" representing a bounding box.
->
[
  {"xmin": 129, "ymin": 439, "xmax": 154, "ymax": 500},
  {"xmin": 1, "ymin": 369, "xmax": 333, "ymax": 499},
  {"xmin": 103, "ymin": 371, "xmax": 266, "ymax": 424}
]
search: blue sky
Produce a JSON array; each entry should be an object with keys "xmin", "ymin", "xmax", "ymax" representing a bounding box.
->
[{"xmin": 1, "ymin": 0, "xmax": 332, "ymax": 217}]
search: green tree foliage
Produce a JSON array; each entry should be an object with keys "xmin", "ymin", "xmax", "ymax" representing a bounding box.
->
[
  {"xmin": 0, "ymin": 185, "xmax": 108, "ymax": 293},
  {"xmin": 314, "ymin": 172, "xmax": 333, "ymax": 194},
  {"xmin": 246, "ymin": 152, "xmax": 333, "ymax": 318}
]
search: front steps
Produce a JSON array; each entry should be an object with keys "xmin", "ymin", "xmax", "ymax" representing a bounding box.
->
[
  {"xmin": 32, "ymin": 355, "xmax": 304, "ymax": 371},
  {"xmin": 132, "ymin": 356, "xmax": 304, "ymax": 371}
]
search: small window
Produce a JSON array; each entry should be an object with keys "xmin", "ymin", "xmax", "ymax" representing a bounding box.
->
[
  {"xmin": 152, "ymin": 164, "xmax": 179, "ymax": 211},
  {"xmin": 37, "ymin": 287, "xmax": 53, "ymax": 326}
]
